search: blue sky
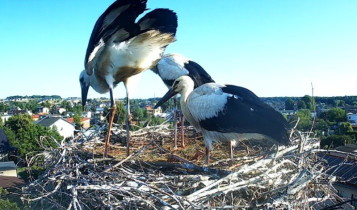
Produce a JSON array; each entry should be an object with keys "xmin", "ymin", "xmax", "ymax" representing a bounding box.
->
[{"xmin": 0, "ymin": 0, "xmax": 356, "ymax": 99}]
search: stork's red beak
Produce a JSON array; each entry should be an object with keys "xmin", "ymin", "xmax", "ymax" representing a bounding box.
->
[{"xmin": 154, "ymin": 88, "xmax": 178, "ymax": 109}]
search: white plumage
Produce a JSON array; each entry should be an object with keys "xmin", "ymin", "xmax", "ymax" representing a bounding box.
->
[
  {"xmin": 188, "ymin": 83, "xmax": 228, "ymax": 121},
  {"xmin": 80, "ymin": 0, "xmax": 177, "ymax": 157},
  {"xmin": 156, "ymin": 54, "xmax": 190, "ymax": 81},
  {"xmin": 155, "ymin": 76, "xmax": 290, "ymax": 164}
]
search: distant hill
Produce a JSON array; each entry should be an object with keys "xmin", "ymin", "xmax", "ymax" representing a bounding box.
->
[{"xmin": 6, "ymin": 95, "xmax": 62, "ymax": 100}]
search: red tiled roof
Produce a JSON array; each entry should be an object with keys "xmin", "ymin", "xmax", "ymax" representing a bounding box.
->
[
  {"xmin": 66, "ymin": 118, "xmax": 74, "ymax": 123},
  {"xmin": 66, "ymin": 117, "xmax": 90, "ymax": 123}
]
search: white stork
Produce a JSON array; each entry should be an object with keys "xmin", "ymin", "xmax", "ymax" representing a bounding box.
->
[
  {"xmin": 155, "ymin": 76, "xmax": 290, "ymax": 164},
  {"xmin": 79, "ymin": 0, "xmax": 177, "ymax": 157},
  {"xmin": 151, "ymin": 54, "xmax": 215, "ymax": 149}
]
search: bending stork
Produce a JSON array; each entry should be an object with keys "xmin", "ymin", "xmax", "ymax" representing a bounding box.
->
[
  {"xmin": 151, "ymin": 53, "xmax": 214, "ymax": 149},
  {"xmin": 79, "ymin": 0, "xmax": 177, "ymax": 157},
  {"xmin": 155, "ymin": 76, "xmax": 290, "ymax": 164}
]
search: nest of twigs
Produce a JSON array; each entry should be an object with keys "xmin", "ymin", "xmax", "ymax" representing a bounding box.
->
[{"xmin": 20, "ymin": 123, "xmax": 348, "ymax": 209}]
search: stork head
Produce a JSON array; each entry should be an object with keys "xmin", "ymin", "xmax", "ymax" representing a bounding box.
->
[
  {"xmin": 155, "ymin": 76, "xmax": 194, "ymax": 108},
  {"xmin": 79, "ymin": 70, "xmax": 90, "ymax": 110}
]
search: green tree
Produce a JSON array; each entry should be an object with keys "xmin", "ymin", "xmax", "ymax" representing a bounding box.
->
[
  {"xmin": 293, "ymin": 109, "xmax": 312, "ymax": 131},
  {"xmin": 160, "ymin": 98, "xmax": 175, "ymax": 112},
  {"xmin": 336, "ymin": 122, "xmax": 353, "ymax": 135},
  {"xmin": 285, "ymin": 98, "xmax": 295, "ymax": 110},
  {"xmin": 40, "ymin": 101, "xmax": 51, "ymax": 108},
  {"xmin": 150, "ymin": 116, "xmax": 165, "ymax": 126},
  {"xmin": 320, "ymin": 135, "xmax": 352, "ymax": 149},
  {"xmin": 103, "ymin": 101, "xmax": 126, "ymax": 124},
  {"xmin": 322, "ymin": 108, "xmax": 346, "ymax": 123},
  {"xmin": 0, "ymin": 187, "xmax": 19, "ymax": 210},
  {"xmin": 4, "ymin": 114, "xmax": 61, "ymax": 158},
  {"xmin": 297, "ymin": 100, "xmax": 306, "ymax": 109},
  {"xmin": 314, "ymin": 119, "xmax": 329, "ymax": 136},
  {"xmin": 73, "ymin": 114, "xmax": 82, "ymax": 130},
  {"xmin": 334, "ymin": 100, "xmax": 345, "ymax": 107},
  {"xmin": 25, "ymin": 100, "xmax": 39, "ymax": 113},
  {"xmin": 0, "ymin": 103, "xmax": 9, "ymax": 112},
  {"xmin": 132, "ymin": 107, "xmax": 144, "ymax": 121},
  {"xmin": 301, "ymin": 95, "xmax": 313, "ymax": 110}
]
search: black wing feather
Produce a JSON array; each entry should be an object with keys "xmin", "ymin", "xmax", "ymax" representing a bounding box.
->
[
  {"xmin": 155, "ymin": 60, "xmax": 214, "ymax": 88},
  {"xmin": 199, "ymin": 85, "xmax": 290, "ymax": 145},
  {"xmin": 185, "ymin": 61, "xmax": 215, "ymax": 88},
  {"xmin": 137, "ymin": 8, "xmax": 178, "ymax": 35},
  {"xmin": 85, "ymin": 0, "xmax": 147, "ymax": 66}
]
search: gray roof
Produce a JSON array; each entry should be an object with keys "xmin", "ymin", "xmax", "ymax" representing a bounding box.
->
[
  {"xmin": 36, "ymin": 116, "xmax": 73, "ymax": 127},
  {"xmin": 322, "ymin": 154, "xmax": 357, "ymax": 185}
]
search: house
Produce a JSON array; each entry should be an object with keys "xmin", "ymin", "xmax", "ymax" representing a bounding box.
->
[
  {"xmin": 36, "ymin": 106, "xmax": 50, "ymax": 114},
  {"xmin": 1, "ymin": 114, "xmax": 12, "ymax": 123},
  {"xmin": 93, "ymin": 112, "xmax": 106, "ymax": 123},
  {"xmin": 321, "ymin": 152, "xmax": 357, "ymax": 208},
  {"xmin": 0, "ymin": 161, "xmax": 24, "ymax": 190},
  {"xmin": 0, "ymin": 176, "xmax": 24, "ymax": 189},
  {"xmin": 145, "ymin": 105, "xmax": 162, "ymax": 117},
  {"xmin": 82, "ymin": 111, "xmax": 92, "ymax": 119},
  {"xmin": 347, "ymin": 113, "xmax": 357, "ymax": 126},
  {"xmin": 57, "ymin": 107, "xmax": 66, "ymax": 114},
  {"xmin": 66, "ymin": 117, "xmax": 91, "ymax": 129},
  {"xmin": 36, "ymin": 116, "xmax": 75, "ymax": 139},
  {"xmin": 0, "ymin": 161, "xmax": 17, "ymax": 177},
  {"xmin": 32, "ymin": 114, "xmax": 40, "ymax": 121},
  {"xmin": 8, "ymin": 107, "xmax": 29, "ymax": 115}
]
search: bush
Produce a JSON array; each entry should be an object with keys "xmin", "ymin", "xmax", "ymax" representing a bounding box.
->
[
  {"xmin": 320, "ymin": 135, "xmax": 353, "ymax": 149},
  {"xmin": 4, "ymin": 114, "xmax": 61, "ymax": 159},
  {"xmin": 0, "ymin": 188, "xmax": 19, "ymax": 210}
]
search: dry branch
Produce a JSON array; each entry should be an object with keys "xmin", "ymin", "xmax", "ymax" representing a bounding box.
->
[{"xmin": 19, "ymin": 123, "xmax": 348, "ymax": 209}]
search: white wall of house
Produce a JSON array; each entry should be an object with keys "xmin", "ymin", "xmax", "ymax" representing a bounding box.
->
[
  {"xmin": 82, "ymin": 111, "xmax": 92, "ymax": 118},
  {"xmin": 58, "ymin": 108, "xmax": 66, "ymax": 114},
  {"xmin": 43, "ymin": 107, "xmax": 50, "ymax": 114},
  {"xmin": 51, "ymin": 120, "xmax": 75, "ymax": 139},
  {"xmin": 1, "ymin": 115, "xmax": 12, "ymax": 123},
  {"xmin": 348, "ymin": 113, "xmax": 357, "ymax": 125}
]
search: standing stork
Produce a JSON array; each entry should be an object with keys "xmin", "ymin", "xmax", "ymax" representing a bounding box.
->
[
  {"xmin": 155, "ymin": 76, "xmax": 290, "ymax": 164},
  {"xmin": 79, "ymin": 0, "xmax": 177, "ymax": 157},
  {"xmin": 151, "ymin": 54, "xmax": 214, "ymax": 149}
]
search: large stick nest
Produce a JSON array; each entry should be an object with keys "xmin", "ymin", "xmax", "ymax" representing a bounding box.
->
[{"xmin": 20, "ymin": 123, "xmax": 347, "ymax": 209}]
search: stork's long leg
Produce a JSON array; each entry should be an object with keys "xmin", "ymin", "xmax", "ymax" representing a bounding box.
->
[
  {"xmin": 173, "ymin": 98, "xmax": 178, "ymax": 150},
  {"xmin": 104, "ymin": 88, "xmax": 116, "ymax": 157},
  {"xmin": 125, "ymin": 88, "xmax": 131, "ymax": 157},
  {"xmin": 205, "ymin": 147, "xmax": 210, "ymax": 165},
  {"xmin": 181, "ymin": 113, "xmax": 185, "ymax": 148},
  {"xmin": 229, "ymin": 140, "xmax": 234, "ymax": 165}
]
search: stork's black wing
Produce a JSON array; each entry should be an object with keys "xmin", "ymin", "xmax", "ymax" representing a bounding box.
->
[
  {"xmin": 85, "ymin": 0, "xmax": 147, "ymax": 67},
  {"xmin": 137, "ymin": 8, "xmax": 178, "ymax": 35},
  {"xmin": 199, "ymin": 85, "xmax": 290, "ymax": 145},
  {"xmin": 185, "ymin": 61, "xmax": 215, "ymax": 88}
]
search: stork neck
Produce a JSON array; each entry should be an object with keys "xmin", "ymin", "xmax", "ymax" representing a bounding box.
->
[
  {"xmin": 179, "ymin": 85, "xmax": 193, "ymax": 104},
  {"xmin": 178, "ymin": 84, "xmax": 201, "ymax": 131}
]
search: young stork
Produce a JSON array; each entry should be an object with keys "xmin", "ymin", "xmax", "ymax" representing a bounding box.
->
[
  {"xmin": 79, "ymin": 0, "xmax": 177, "ymax": 157},
  {"xmin": 151, "ymin": 54, "xmax": 215, "ymax": 149},
  {"xmin": 155, "ymin": 76, "xmax": 290, "ymax": 164}
]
